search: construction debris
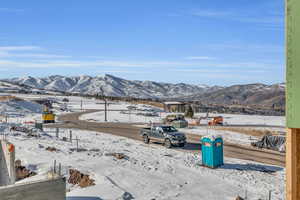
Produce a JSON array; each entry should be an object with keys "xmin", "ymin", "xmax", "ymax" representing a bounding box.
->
[
  {"xmin": 46, "ymin": 146, "xmax": 58, "ymax": 152},
  {"xmin": 251, "ymin": 134, "xmax": 286, "ymax": 152},
  {"xmin": 10, "ymin": 126, "xmax": 40, "ymax": 137},
  {"xmin": 10, "ymin": 126, "xmax": 30, "ymax": 133},
  {"xmin": 105, "ymin": 153, "xmax": 128, "ymax": 160},
  {"xmin": 233, "ymin": 164, "xmax": 277, "ymax": 174},
  {"xmin": 68, "ymin": 169, "xmax": 95, "ymax": 188},
  {"xmin": 15, "ymin": 160, "xmax": 37, "ymax": 181}
]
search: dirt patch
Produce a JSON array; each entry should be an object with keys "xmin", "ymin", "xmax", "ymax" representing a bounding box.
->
[
  {"xmin": 15, "ymin": 160, "xmax": 37, "ymax": 181},
  {"xmin": 46, "ymin": 146, "xmax": 58, "ymax": 152},
  {"xmin": 105, "ymin": 153, "xmax": 128, "ymax": 160},
  {"xmin": 68, "ymin": 169, "xmax": 95, "ymax": 188},
  {"xmin": 0, "ymin": 95, "xmax": 21, "ymax": 102}
]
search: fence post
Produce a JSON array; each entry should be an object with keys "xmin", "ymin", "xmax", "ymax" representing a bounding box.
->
[
  {"xmin": 56, "ymin": 128, "xmax": 59, "ymax": 138},
  {"xmin": 76, "ymin": 136, "xmax": 79, "ymax": 152},
  {"xmin": 53, "ymin": 160, "xmax": 57, "ymax": 174},
  {"xmin": 58, "ymin": 163, "xmax": 61, "ymax": 176},
  {"xmin": 69, "ymin": 130, "xmax": 72, "ymax": 143}
]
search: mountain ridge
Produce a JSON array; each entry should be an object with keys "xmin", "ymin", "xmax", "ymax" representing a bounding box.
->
[
  {"xmin": 5, "ymin": 74, "xmax": 224, "ymax": 98},
  {"xmin": 3, "ymin": 74, "xmax": 285, "ymax": 109}
]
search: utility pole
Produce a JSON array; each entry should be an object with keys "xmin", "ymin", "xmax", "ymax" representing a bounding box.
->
[
  {"xmin": 100, "ymin": 87, "xmax": 108, "ymax": 122},
  {"xmin": 104, "ymin": 98, "xmax": 107, "ymax": 122}
]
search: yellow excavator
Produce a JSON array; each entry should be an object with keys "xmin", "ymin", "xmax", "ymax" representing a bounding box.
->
[{"xmin": 42, "ymin": 105, "xmax": 55, "ymax": 123}]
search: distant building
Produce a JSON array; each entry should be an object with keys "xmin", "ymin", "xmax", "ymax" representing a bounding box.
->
[{"xmin": 163, "ymin": 102, "xmax": 186, "ymax": 113}]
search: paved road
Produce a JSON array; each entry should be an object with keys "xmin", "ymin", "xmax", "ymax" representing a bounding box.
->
[{"xmin": 46, "ymin": 110, "xmax": 286, "ymax": 167}]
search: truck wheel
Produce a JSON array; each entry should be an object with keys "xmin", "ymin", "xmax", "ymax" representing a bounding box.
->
[
  {"xmin": 143, "ymin": 135, "xmax": 150, "ymax": 144},
  {"xmin": 164, "ymin": 139, "xmax": 172, "ymax": 148}
]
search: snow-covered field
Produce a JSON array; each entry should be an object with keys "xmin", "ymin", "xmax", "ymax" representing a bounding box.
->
[
  {"xmin": 0, "ymin": 94, "xmax": 285, "ymax": 146},
  {"xmin": 8, "ymin": 93, "xmax": 285, "ymax": 127},
  {"xmin": 78, "ymin": 101, "xmax": 285, "ymax": 145},
  {"xmin": 0, "ymin": 97, "xmax": 42, "ymax": 124},
  {"xmin": 79, "ymin": 103, "xmax": 285, "ymax": 126},
  {"xmin": 79, "ymin": 103, "xmax": 164, "ymax": 124},
  {"xmin": 179, "ymin": 127, "xmax": 255, "ymax": 145},
  {"xmin": 5, "ymin": 128, "xmax": 284, "ymax": 200},
  {"xmin": 0, "ymin": 94, "xmax": 286, "ymax": 199},
  {"xmin": 195, "ymin": 113, "xmax": 285, "ymax": 127}
]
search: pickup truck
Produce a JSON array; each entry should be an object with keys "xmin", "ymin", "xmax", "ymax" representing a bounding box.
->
[{"xmin": 140, "ymin": 125, "xmax": 186, "ymax": 148}]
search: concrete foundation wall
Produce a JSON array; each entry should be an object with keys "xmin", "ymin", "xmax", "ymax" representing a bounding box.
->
[
  {"xmin": 0, "ymin": 140, "xmax": 15, "ymax": 186},
  {"xmin": 0, "ymin": 177, "xmax": 66, "ymax": 200}
]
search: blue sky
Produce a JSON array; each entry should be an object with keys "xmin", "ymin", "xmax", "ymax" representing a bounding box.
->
[{"xmin": 0, "ymin": 0, "xmax": 284, "ymax": 85}]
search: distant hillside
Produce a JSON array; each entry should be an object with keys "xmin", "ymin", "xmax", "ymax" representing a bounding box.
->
[
  {"xmin": 178, "ymin": 83, "xmax": 285, "ymax": 109},
  {"xmin": 3, "ymin": 75, "xmax": 285, "ymax": 113},
  {"xmin": 5, "ymin": 74, "xmax": 222, "ymax": 98}
]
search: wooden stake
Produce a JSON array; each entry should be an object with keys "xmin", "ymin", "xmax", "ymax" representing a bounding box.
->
[
  {"xmin": 76, "ymin": 136, "xmax": 79, "ymax": 152},
  {"xmin": 286, "ymin": 128, "xmax": 300, "ymax": 200}
]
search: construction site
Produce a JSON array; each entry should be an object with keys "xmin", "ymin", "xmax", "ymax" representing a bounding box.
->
[
  {"xmin": 1, "ymin": 0, "xmax": 300, "ymax": 200},
  {"xmin": 0, "ymin": 93, "xmax": 286, "ymax": 199}
]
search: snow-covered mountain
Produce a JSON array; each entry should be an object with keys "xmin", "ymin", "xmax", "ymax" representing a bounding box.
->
[
  {"xmin": 4, "ymin": 75, "xmax": 285, "ymax": 109},
  {"xmin": 179, "ymin": 83, "xmax": 285, "ymax": 108},
  {"xmin": 6, "ymin": 74, "xmax": 223, "ymax": 98},
  {"xmin": 0, "ymin": 80, "xmax": 31, "ymax": 92}
]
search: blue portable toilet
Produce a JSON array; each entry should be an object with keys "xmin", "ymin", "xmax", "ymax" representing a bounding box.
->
[{"xmin": 201, "ymin": 135, "xmax": 224, "ymax": 168}]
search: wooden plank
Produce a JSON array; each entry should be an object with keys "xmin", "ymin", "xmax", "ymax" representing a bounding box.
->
[
  {"xmin": 286, "ymin": 0, "xmax": 300, "ymax": 128},
  {"xmin": 286, "ymin": 0, "xmax": 300, "ymax": 198},
  {"xmin": 286, "ymin": 128, "xmax": 300, "ymax": 200}
]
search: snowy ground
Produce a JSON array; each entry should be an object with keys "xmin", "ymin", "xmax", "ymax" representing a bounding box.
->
[
  {"xmin": 7, "ymin": 93, "xmax": 285, "ymax": 127},
  {"xmin": 78, "ymin": 102, "xmax": 285, "ymax": 127},
  {"xmin": 179, "ymin": 127, "xmax": 256, "ymax": 145},
  {"xmin": 195, "ymin": 113, "xmax": 285, "ymax": 127},
  {"xmin": 0, "ymin": 94, "xmax": 285, "ymax": 146},
  {"xmin": 0, "ymin": 98, "xmax": 42, "ymax": 125},
  {"xmin": 0, "ymin": 94, "xmax": 286, "ymax": 199},
  {"xmin": 4, "ymin": 128, "xmax": 284, "ymax": 200},
  {"xmin": 80, "ymin": 110, "xmax": 163, "ymax": 124},
  {"xmin": 78, "ymin": 101, "xmax": 285, "ymax": 145}
]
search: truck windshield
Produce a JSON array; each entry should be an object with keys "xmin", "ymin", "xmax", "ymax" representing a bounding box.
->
[{"xmin": 162, "ymin": 126, "xmax": 177, "ymax": 132}]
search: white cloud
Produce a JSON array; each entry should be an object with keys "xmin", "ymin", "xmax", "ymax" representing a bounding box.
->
[
  {"xmin": 96, "ymin": 70, "xmax": 145, "ymax": 74},
  {"xmin": 0, "ymin": 53, "xmax": 71, "ymax": 59},
  {"xmin": 0, "ymin": 59, "xmax": 280, "ymax": 70},
  {"xmin": 0, "ymin": 46, "xmax": 71, "ymax": 59},
  {"xmin": 0, "ymin": 45, "xmax": 282, "ymax": 74},
  {"xmin": 174, "ymin": 69, "xmax": 267, "ymax": 73},
  {"xmin": 0, "ymin": 46, "xmax": 41, "ymax": 51}
]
